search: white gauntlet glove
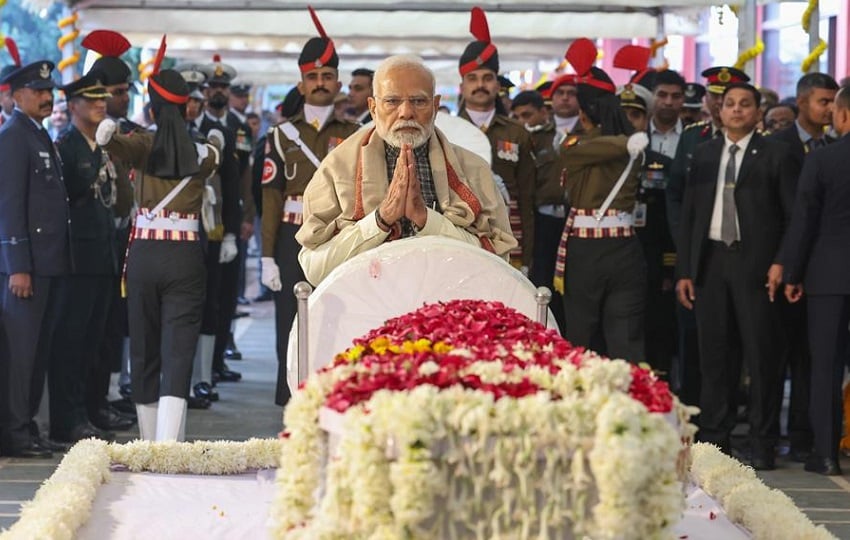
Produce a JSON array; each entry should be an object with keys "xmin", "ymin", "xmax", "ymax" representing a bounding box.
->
[
  {"xmin": 261, "ymin": 257, "xmax": 282, "ymax": 292},
  {"xmin": 95, "ymin": 118, "xmax": 117, "ymax": 146},
  {"xmin": 207, "ymin": 128, "xmax": 225, "ymax": 151},
  {"xmin": 627, "ymin": 132, "xmax": 649, "ymax": 159},
  {"xmin": 219, "ymin": 233, "xmax": 238, "ymax": 264}
]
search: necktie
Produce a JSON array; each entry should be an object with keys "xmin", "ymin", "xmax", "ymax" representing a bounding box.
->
[
  {"xmin": 805, "ymin": 138, "xmax": 822, "ymax": 153},
  {"xmin": 720, "ymin": 144, "xmax": 739, "ymax": 246},
  {"xmin": 311, "ymin": 118, "xmax": 320, "ymax": 130}
]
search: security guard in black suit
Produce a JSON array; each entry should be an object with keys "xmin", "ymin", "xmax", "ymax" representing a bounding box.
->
[
  {"xmin": 0, "ymin": 61, "xmax": 70, "ymax": 458},
  {"xmin": 50, "ymin": 73, "xmax": 127, "ymax": 443},
  {"xmin": 769, "ymin": 72, "xmax": 839, "ymax": 463},
  {"xmin": 666, "ymin": 66, "xmax": 749, "ymax": 409},
  {"xmin": 782, "ymin": 86, "xmax": 850, "ymax": 476}
]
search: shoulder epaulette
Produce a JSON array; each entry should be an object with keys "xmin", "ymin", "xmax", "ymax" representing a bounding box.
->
[{"xmin": 683, "ymin": 120, "xmax": 708, "ymax": 132}]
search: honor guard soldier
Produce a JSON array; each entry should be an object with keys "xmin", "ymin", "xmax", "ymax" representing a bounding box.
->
[
  {"xmin": 82, "ymin": 30, "xmax": 143, "ymax": 416},
  {"xmin": 259, "ymin": 7, "xmax": 358, "ymax": 407},
  {"xmin": 199, "ymin": 55, "xmax": 247, "ymax": 382},
  {"xmin": 50, "ymin": 73, "xmax": 132, "ymax": 443},
  {"xmin": 666, "ymin": 65, "xmax": 748, "ymax": 410},
  {"xmin": 457, "ymin": 7, "xmax": 535, "ymax": 272},
  {"xmin": 551, "ymin": 38, "xmax": 649, "ymax": 363},
  {"xmin": 681, "ymin": 83, "xmax": 706, "ymax": 126},
  {"xmin": 0, "ymin": 60, "xmax": 71, "ymax": 458},
  {"xmin": 96, "ymin": 37, "xmax": 222, "ymax": 441}
]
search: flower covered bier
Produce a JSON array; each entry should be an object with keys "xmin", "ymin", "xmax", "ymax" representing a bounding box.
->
[{"xmin": 273, "ymin": 299, "xmax": 696, "ymax": 540}]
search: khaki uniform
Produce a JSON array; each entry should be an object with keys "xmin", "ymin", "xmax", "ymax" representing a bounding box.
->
[
  {"xmin": 260, "ymin": 112, "xmax": 358, "ymax": 406},
  {"xmin": 261, "ymin": 112, "xmax": 359, "ymax": 255},
  {"xmin": 103, "ymin": 131, "xmax": 220, "ymax": 403},
  {"xmin": 554, "ymin": 127, "xmax": 646, "ymax": 362},
  {"xmin": 459, "ymin": 111, "xmax": 535, "ymax": 267}
]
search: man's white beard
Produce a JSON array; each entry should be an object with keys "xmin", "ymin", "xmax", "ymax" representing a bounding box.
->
[{"xmin": 382, "ymin": 119, "xmax": 432, "ymax": 148}]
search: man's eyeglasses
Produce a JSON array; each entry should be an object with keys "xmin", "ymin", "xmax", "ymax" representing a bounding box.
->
[{"xmin": 378, "ymin": 96, "xmax": 432, "ymax": 111}]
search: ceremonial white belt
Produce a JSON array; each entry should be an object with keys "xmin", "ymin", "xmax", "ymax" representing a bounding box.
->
[
  {"xmin": 573, "ymin": 212, "xmax": 634, "ymax": 229},
  {"xmin": 135, "ymin": 215, "xmax": 199, "ymax": 232},
  {"xmin": 283, "ymin": 199, "xmax": 304, "ymax": 215}
]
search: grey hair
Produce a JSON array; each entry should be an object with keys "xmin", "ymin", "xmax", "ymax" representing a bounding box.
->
[{"xmin": 373, "ymin": 54, "xmax": 436, "ymax": 97}]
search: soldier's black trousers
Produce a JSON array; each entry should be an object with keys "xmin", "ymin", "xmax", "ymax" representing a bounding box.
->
[
  {"xmin": 0, "ymin": 275, "xmax": 62, "ymax": 450},
  {"xmin": 127, "ymin": 240, "xmax": 205, "ymax": 403},
  {"xmin": 562, "ymin": 236, "xmax": 646, "ymax": 363},
  {"xmin": 272, "ymin": 222, "xmax": 305, "ymax": 407},
  {"xmin": 48, "ymin": 274, "xmax": 114, "ymax": 437}
]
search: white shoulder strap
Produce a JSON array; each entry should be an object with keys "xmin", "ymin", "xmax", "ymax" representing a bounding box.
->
[
  {"xmin": 146, "ymin": 175, "xmax": 193, "ymax": 218},
  {"xmin": 280, "ymin": 121, "xmax": 322, "ymax": 168},
  {"xmin": 594, "ymin": 133, "xmax": 648, "ymax": 221}
]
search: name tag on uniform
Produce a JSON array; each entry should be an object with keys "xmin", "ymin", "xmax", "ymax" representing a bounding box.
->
[
  {"xmin": 39, "ymin": 151, "xmax": 51, "ymax": 170},
  {"xmin": 496, "ymin": 140, "xmax": 519, "ymax": 162},
  {"xmin": 634, "ymin": 202, "xmax": 647, "ymax": 228}
]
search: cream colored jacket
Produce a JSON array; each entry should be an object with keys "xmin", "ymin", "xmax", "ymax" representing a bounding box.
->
[{"xmin": 296, "ymin": 126, "xmax": 516, "ymax": 284}]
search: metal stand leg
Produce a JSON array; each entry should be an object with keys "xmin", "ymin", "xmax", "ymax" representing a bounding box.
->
[
  {"xmin": 294, "ymin": 281, "xmax": 313, "ymax": 385},
  {"xmin": 535, "ymin": 286, "xmax": 552, "ymax": 327}
]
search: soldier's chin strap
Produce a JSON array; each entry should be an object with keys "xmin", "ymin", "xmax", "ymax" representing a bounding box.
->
[
  {"xmin": 593, "ymin": 132, "xmax": 649, "ymax": 222},
  {"xmin": 280, "ymin": 122, "xmax": 322, "ymax": 169}
]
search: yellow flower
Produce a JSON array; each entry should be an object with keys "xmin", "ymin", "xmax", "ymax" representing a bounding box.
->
[
  {"xmin": 344, "ymin": 345, "xmax": 366, "ymax": 362},
  {"xmin": 434, "ymin": 341, "xmax": 453, "ymax": 354},
  {"xmin": 370, "ymin": 337, "xmax": 391, "ymax": 354},
  {"xmin": 401, "ymin": 338, "xmax": 433, "ymax": 354}
]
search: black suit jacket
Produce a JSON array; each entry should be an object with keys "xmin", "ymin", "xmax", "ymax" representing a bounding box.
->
[
  {"xmin": 677, "ymin": 132, "xmax": 795, "ymax": 285},
  {"xmin": 0, "ymin": 110, "xmax": 70, "ymax": 277},
  {"xmin": 768, "ymin": 123, "xmax": 835, "ymax": 178},
  {"xmin": 781, "ymin": 134, "xmax": 850, "ymax": 294}
]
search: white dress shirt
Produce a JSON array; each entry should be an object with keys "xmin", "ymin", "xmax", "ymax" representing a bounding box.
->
[
  {"xmin": 649, "ymin": 118, "xmax": 682, "ymax": 159},
  {"xmin": 303, "ymin": 104, "xmax": 334, "ymax": 130},
  {"xmin": 466, "ymin": 108, "xmax": 495, "ymax": 130},
  {"xmin": 554, "ymin": 114, "xmax": 579, "ymax": 136},
  {"xmin": 708, "ymin": 130, "xmax": 754, "ymax": 241}
]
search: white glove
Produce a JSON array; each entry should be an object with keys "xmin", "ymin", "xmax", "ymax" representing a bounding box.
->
[
  {"xmin": 207, "ymin": 128, "xmax": 225, "ymax": 151},
  {"xmin": 219, "ymin": 233, "xmax": 238, "ymax": 264},
  {"xmin": 261, "ymin": 256, "xmax": 282, "ymax": 292},
  {"xmin": 492, "ymin": 173, "xmax": 511, "ymax": 204},
  {"xmin": 95, "ymin": 118, "xmax": 117, "ymax": 146},
  {"xmin": 627, "ymin": 132, "xmax": 649, "ymax": 159}
]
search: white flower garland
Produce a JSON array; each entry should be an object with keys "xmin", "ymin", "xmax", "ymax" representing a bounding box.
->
[
  {"xmin": 1, "ymin": 439, "xmax": 111, "ymax": 540},
  {"xmin": 690, "ymin": 443, "xmax": 837, "ymax": 540},
  {"xmin": 271, "ymin": 353, "xmax": 691, "ymax": 539},
  {"xmin": 0, "ymin": 438, "xmax": 281, "ymax": 540}
]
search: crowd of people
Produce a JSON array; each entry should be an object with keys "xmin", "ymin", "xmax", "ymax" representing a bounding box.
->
[{"xmin": 0, "ymin": 7, "xmax": 848, "ymax": 479}]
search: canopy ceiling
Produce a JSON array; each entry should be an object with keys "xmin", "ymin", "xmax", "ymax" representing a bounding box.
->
[{"xmin": 67, "ymin": 1, "xmax": 740, "ymax": 85}]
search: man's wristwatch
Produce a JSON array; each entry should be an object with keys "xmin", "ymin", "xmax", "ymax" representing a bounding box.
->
[{"xmin": 375, "ymin": 207, "xmax": 393, "ymax": 231}]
